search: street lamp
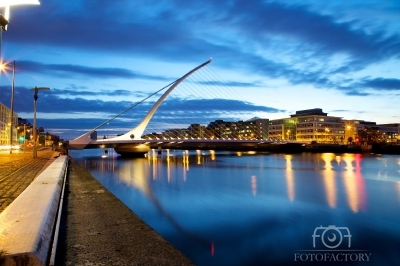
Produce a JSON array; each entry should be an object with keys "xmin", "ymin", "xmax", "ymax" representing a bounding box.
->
[
  {"xmin": 0, "ymin": 1, "xmax": 41, "ymax": 61},
  {"xmin": 30, "ymin": 86, "xmax": 49, "ymax": 158},
  {"xmin": 8, "ymin": 60, "xmax": 15, "ymax": 153},
  {"xmin": 0, "ymin": 60, "xmax": 16, "ymax": 153}
]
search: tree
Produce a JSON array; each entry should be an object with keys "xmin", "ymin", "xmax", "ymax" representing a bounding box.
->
[{"xmin": 348, "ymin": 136, "xmax": 353, "ymax": 144}]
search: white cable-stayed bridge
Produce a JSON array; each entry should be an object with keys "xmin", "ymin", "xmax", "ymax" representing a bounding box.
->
[{"xmin": 68, "ymin": 59, "xmax": 305, "ymax": 156}]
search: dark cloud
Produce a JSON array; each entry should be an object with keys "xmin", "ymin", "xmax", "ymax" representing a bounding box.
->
[
  {"xmin": 344, "ymin": 90, "xmax": 371, "ymax": 96},
  {"xmin": 48, "ymin": 89, "xmax": 135, "ymax": 97},
  {"xmin": 158, "ymin": 98, "xmax": 281, "ymax": 113},
  {"xmin": 35, "ymin": 99, "xmax": 279, "ymax": 140},
  {"xmin": 359, "ymin": 78, "xmax": 400, "ymax": 91},
  {"xmin": 2, "ymin": 85, "xmax": 279, "ymax": 124},
  {"xmin": 1, "ymin": 0, "xmax": 397, "ymax": 131},
  {"xmin": 8, "ymin": 1, "xmax": 399, "ymax": 72},
  {"xmin": 15, "ymin": 60, "xmax": 170, "ymax": 81}
]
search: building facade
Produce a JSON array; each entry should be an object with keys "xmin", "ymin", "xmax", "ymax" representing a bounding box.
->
[
  {"xmin": 0, "ymin": 102, "xmax": 18, "ymax": 145},
  {"xmin": 268, "ymin": 118, "xmax": 297, "ymax": 140},
  {"xmin": 292, "ymin": 109, "xmax": 344, "ymax": 143}
]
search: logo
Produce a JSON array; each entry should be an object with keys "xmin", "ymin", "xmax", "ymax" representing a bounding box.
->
[
  {"xmin": 312, "ymin": 225, "xmax": 351, "ymax": 249},
  {"xmin": 294, "ymin": 225, "xmax": 372, "ymax": 263}
]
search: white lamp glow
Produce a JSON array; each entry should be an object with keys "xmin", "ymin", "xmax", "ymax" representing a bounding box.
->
[{"xmin": 0, "ymin": 0, "xmax": 40, "ymax": 23}]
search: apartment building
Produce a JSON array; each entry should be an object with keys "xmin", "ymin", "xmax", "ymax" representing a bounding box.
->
[
  {"xmin": 268, "ymin": 108, "xmax": 345, "ymax": 143},
  {"xmin": 268, "ymin": 118, "xmax": 297, "ymax": 140},
  {"xmin": 293, "ymin": 109, "xmax": 345, "ymax": 143},
  {"xmin": 0, "ymin": 102, "xmax": 18, "ymax": 145}
]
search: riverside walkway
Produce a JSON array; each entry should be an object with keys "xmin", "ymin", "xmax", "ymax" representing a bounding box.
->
[
  {"xmin": 0, "ymin": 149, "xmax": 55, "ymax": 213},
  {"xmin": 0, "ymin": 148, "xmax": 194, "ymax": 265}
]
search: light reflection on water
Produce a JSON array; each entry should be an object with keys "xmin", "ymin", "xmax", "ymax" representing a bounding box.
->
[{"xmin": 71, "ymin": 150, "xmax": 400, "ymax": 266}]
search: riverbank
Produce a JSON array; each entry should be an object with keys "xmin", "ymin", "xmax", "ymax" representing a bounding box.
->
[{"xmin": 55, "ymin": 158, "xmax": 194, "ymax": 265}]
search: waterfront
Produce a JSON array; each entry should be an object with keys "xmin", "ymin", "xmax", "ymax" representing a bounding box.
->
[{"xmin": 70, "ymin": 149, "xmax": 400, "ymax": 265}]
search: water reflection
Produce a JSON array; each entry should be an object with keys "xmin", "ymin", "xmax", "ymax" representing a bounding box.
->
[
  {"xmin": 397, "ymin": 182, "xmax": 400, "ymax": 201},
  {"xmin": 341, "ymin": 154, "xmax": 366, "ymax": 213},
  {"xmin": 285, "ymin": 155, "xmax": 295, "ymax": 202},
  {"xmin": 320, "ymin": 153, "xmax": 337, "ymax": 208},
  {"xmin": 72, "ymin": 150, "xmax": 400, "ymax": 266},
  {"xmin": 117, "ymin": 152, "xmax": 213, "ymax": 253},
  {"xmin": 251, "ymin": 175, "xmax": 257, "ymax": 196}
]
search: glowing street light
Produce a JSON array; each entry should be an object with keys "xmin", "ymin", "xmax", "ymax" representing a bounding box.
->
[
  {"xmin": 9, "ymin": 60, "xmax": 14, "ymax": 153},
  {"xmin": 0, "ymin": 0, "xmax": 40, "ymax": 60},
  {"xmin": 0, "ymin": 60, "xmax": 16, "ymax": 153},
  {"xmin": 30, "ymin": 86, "xmax": 49, "ymax": 158},
  {"xmin": 0, "ymin": 0, "xmax": 40, "ymax": 28}
]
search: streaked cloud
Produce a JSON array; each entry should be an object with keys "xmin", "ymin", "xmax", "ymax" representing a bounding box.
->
[
  {"xmin": 16, "ymin": 60, "xmax": 170, "ymax": 80},
  {"xmin": 0, "ymin": 0, "xmax": 398, "ymax": 139}
]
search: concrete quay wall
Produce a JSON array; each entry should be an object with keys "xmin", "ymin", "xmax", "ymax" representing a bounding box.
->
[{"xmin": 0, "ymin": 155, "xmax": 68, "ymax": 266}]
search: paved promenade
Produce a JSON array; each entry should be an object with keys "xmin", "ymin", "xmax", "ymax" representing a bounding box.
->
[{"xmin": 0, "ymin": 148, "xmax": 55, "ymax": 213}]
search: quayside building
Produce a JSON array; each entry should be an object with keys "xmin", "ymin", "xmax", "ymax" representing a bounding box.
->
[
  {"xmin": 269, "ymin": 108, "xmax": 344, "ymax": 143},
  {"xmin": 0, "ymin": 102, "xmax": 18, "ymax": 145},
  {"xmin": 268, "ymin": 108, "xmax": 399, "ymax": 144}
]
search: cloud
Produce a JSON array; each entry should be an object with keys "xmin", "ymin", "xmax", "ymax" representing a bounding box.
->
[
  {"xmin": 344, "ymin": 90, "xmax": 371, "ymax": 96},
  {"xmin": 9, "ymin": 1, "xmax": 399, "ymax": 67},
  {"xmin": 198, "ymin": 81, "xmax": 262, "ymax": 88},
  {"xmin": 359, "ymin": 78, "xmax": 400, "ymax": 91},
  {"xmin": 12, "ymin": 89, "xmax": 280, "ymax": 140},
  {"xmin": 5, "ymin": 0, "xmax": 399, "ymax": 95},
  {"xmin": 16, "ymin": 60, "xmax": 170, "ymax": 81},
  {"xmin": 158, "ymin": 98, "xmax": 282, "ymax": 113}
]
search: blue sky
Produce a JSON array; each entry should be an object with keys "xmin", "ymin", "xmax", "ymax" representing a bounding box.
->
[{"xmin": 0, "ymin": 0, "xmax": 399, "ymax": 140}]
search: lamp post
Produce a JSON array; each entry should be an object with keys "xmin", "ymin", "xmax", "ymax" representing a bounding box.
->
[
  {"xmin": 8, "ymin": 60, "xmax": 15, "ymax": 153},
  {"xmin": 0, "ymin": 1, "xmax": 41, "ymax": 62},
  {"xmin": 0, "ymin": 1, "xmax": 41, "ymax": 152},
  {"xmin": 30, "ymin": 86, "xmax": 49, "ymax": 158}
]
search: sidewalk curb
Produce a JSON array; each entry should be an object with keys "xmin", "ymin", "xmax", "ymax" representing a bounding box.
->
[{"xmin": 0, "ymin": 155, "xmax": 68, "ymax": 266}]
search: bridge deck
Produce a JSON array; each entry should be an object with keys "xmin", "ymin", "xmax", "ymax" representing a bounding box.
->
[{"xmin": 69, "ymin": 139, "xmax": 307, "ymax": 152}]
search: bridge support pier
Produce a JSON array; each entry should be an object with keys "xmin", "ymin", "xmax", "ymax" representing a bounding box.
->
[{"xmin": 114, "ymin": 144, "xmax": 150, "ymax": 157}]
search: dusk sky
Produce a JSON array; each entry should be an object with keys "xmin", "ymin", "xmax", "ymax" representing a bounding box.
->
[{"xmin": 0, "ymin": 0, "xmax": 399, "ymax": 140}]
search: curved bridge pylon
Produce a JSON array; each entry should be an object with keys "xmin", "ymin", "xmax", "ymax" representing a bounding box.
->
[{"xmin": 68, "ymin": 58, "xmax": 212, "ymax": 153}]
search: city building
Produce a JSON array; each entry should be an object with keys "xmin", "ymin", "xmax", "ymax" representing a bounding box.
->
[
  {"xmin": 188, "ymin": 123, "xmax": 205, "ymax": 138},
  {"xmin": 206, "ymin": 118, "xmax": 269, "ymax": 140},
  {"xmin": 240, "ymin": 118, "xmax": 269, "ymax": 140},
  {"xmin": 135, "ymin": 107, "xmax": 399, "ymax": 144},
  {"xmin": 291, "ymin": 108, "xmax": 345, "ymax": 143},
  {"xmin": 268, "ymin": 118, "xmax": 297, "ymax": 140},
  {"xmin": 342, "ymin": 119, "xmax": 363, "ymax": 143},
  {"xmin": 206, "ymin": 120, "xmax": 234, "ymax": 139},
  {"xmin": 0, "ymin": 102, "xmax": 18, "ymax": 145},
  {"xmin": 356, "ymin": 122, "xmax": 400, "ymax": 144},
  {"xmin": 378, "ymin": 123, "xmax": 400, "ymax": 143},
  {"xmin": 16, "ymin": 118, "xmax": 33, "ymax": 145},
  {"xmin": 268, "ymin": 108, "xmax": 345, "ymax": 143}
]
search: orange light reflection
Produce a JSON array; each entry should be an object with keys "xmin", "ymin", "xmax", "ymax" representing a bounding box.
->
[
  {"xmin": 341, "ymin": 154, "xmax": 366, "ymax": 213},
  {"xmin": 321, "ymin": 153, "xmax": 336, "ymax": 208},
  {"xmin": 285, "ymin": 155, "xmax": 295, "ymax": 202}
]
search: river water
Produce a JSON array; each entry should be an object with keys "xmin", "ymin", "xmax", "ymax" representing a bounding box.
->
[{"xmin": 70, "ymin": 149, "xmax": 400, "ymax": 265}]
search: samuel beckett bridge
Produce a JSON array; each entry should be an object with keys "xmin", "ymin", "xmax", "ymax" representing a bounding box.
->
[{"xmin": 68, "ymin": 59, "xmax": 304, "ymax": 156}]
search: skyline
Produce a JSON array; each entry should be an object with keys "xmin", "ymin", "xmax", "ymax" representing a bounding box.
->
[{"xmin": 0, "ymin": 0, "xmax": 399, "ymax": 140}]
